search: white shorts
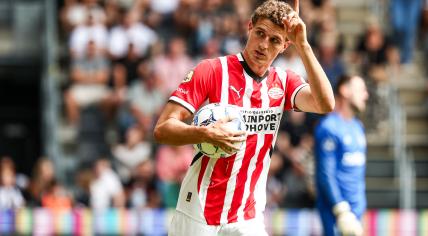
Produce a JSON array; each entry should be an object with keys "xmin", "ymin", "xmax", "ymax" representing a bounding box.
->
[{"xmin": 168, "ymin": 210, "xmax": 268, "ymax": 236}]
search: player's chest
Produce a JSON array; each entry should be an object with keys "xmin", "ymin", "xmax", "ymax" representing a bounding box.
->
[
  {"xmin": 340, "ymin": 128, "xmax": 366, "ymax": 150},
  {"xmin": 340, "ymin": 129, "xmax": 367, "ymax": 167},
  {"xmin": 220, "ymin": 72, "xmax": 285, "ymax": 107}
]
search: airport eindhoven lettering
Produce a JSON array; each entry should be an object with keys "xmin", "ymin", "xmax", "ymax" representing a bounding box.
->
[{"xmin": 240, "ymin": 108, "xmax": 282, "ymax": 133}]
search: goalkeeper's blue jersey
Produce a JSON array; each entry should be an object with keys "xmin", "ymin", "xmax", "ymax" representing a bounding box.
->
[{"xmin": 314, "ymin": 112, "xmax": 367, "ymax": 218}]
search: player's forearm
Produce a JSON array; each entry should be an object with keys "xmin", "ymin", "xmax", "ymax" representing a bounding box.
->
[
  {"xmin": 296, "ymin": 42, "xmax": 335, "ymax": 113},
  {"xmin": 154, "ymin": 118, "xmax": 208, "ymax": 145}
]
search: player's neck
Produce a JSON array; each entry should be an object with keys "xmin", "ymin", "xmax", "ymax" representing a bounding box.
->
[
  {"xmin": 241, "ymin": 50, "xmax": 270, "ymax": 77},
  {"xmin": 335, "ymin": 100, "xmax": 355, "ymax": 120}
]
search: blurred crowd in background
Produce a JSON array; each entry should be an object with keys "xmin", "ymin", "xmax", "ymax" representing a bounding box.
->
[{"xmin": 1, "ymin": 0, "xmax": 427, "ymax": 211}]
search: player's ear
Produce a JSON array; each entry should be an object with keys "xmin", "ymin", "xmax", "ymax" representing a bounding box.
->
[
  {"xmin": 280, "ymin": 38, "xmax": 291, "ymax": 53},
  {"xmin": 282, "ymin": 40, "xmax": 291, "ymax": 53},
  {"xmin": 247, "ymin": 21, "xmax": 253, "ymax": 37},
  {"xmin": 339, "ymin": 84, "xmax": 350, "ymax": 98}
]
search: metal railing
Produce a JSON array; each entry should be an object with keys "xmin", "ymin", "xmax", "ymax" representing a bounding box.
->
[
  {"xmin": 368, "ymin": 0, "xmax": 415, "ymax": 209},
  {"xmin": 389, "ymin": 74, "xmax": 415, "ymax": 209},
  {"xmin": 41, "ymin": 0, "xmax": 62, "ymax": 180}
]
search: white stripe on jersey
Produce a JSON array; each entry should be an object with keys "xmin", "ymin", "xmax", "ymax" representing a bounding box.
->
[
  {"xmin": 219, "ymin": 54, "xmax": 245, "ymax": 224},
  {"xmin": 219, "ymin": 143, "xmax": 246, "ymax": 224},
  {"xmin": 272, "ymin": 68, "xmax": 287, "ymax": 145},
  {"xmin": 254, "ymin": 149, "xmax": 271, "ymax": 215},
  {"xmin": 237, "ymin": 134, "xmax": 265, "ymax": 221},
  {"xmin": 275, "ymin": 67, "xmax": 287, "ymax": 86},
  {"xmin": 236, "ymin": 53, "xmax": 244, "ymax": 61},
  {"xmin": 251, "ymin": 79, "xmax": 271, "ymax": 218},
  {"xmin": 260, "ymin": 79, "xmax": 269, "ymax": 108},
  {"xmin": 243, "ymin": 71, "xmax": 253, "ymax": 108},
  {"xmin": 199, "ymin": 158, "xmax": 218, "ymax": 218},
  {"xmin": 220, "ymin": 56, "xmax": 229, "ymax": 104},
  {"xmin": 235, "ymin": 70, "xmax": 254, "ymax": 221}
]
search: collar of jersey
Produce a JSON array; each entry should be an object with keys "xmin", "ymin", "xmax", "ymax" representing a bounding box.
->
[{"xmin": 238, "ymin": 53, "xmax": 269, "ymax": 83}]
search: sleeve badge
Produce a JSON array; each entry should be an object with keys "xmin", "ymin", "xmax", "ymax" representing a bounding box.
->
[
  {"xmin": 322, "ymin": 137, "xmax": 336, "ymax": 152},
  {"xmin": 183, "ymin": 70, "xmax": 194, "ymax": 83}
]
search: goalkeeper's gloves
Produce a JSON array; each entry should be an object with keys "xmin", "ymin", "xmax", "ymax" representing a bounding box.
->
[{"xmin": 333, "ymin": 201, "xmax": 363, "ymax": 236}]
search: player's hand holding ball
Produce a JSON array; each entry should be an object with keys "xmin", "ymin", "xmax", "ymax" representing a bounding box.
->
[
  {"xmin": 333, "ymin": 202, "xmax": 363, "ymax": 236},
  {"xmin": 193, "ymin": 103, "xmax": 247, "ymax": 158}
]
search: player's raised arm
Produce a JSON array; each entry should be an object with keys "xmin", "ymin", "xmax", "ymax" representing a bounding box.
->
[{"xmin": 282, "ymin": 8, "xmax": 335, "ymax": 114}]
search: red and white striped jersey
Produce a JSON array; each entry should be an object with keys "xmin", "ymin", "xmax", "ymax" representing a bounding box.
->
[{"xmin": 169, "ymin": 53, "xmax": 308, "ymax": 226}]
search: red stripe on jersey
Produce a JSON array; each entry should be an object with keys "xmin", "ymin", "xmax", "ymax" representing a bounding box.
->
[
  {"xmin": 268, "ymin": 69, "xmax": 286, "ymax": 107},
  {"xmin": 208, "ymin": 58, "xmax": 223, "ymax": 103},
  {"xmin": 226, "ymin": 134, "xmax": 258, "ymax": 223},
  {"xmin": 227, "ymin": 55, "xmax": 245, "ymax": 107},
  {"xmin": 197, "ymin": 156, "xmax": 210, "ymax": 193},
  {"xmin": 204, "ymin": 154, "xmax": 237, "ymax": 225},
  {"xmin": 243, "ymin": 134, "xmax": 274, "ymax": 220},
  {"xmin": 251, "ymin": 80, "xmax": 262, "ymax": 108}
]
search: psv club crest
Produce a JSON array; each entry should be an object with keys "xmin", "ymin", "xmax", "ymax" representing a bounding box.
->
[{"xmin": 268, "ymin": 87, "xmax": 284, "ymax": 100}]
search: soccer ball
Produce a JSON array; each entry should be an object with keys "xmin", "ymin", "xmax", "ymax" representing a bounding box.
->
[{"xmin": 193, "ymin": 103, "xmax": 246, "ymax": 158}]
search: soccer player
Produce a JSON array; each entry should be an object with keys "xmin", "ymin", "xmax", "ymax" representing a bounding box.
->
[
  {"xmin": 315, "ymin": 75, "xmax": 369, "ymax": 236},
  {"xmin": 154, "ymin": 1, "xmax": 335, "ymax": 235}
]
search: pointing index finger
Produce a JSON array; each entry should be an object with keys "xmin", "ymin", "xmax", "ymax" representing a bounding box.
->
[{"xmin": 294, "ymin": 0, "xmax": 299, "ymax": 15}]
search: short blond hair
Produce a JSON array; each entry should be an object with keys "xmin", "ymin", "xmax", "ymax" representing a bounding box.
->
[{"xmin": 251, "ymin": 0, "xmax": 294, "ymax": 27}]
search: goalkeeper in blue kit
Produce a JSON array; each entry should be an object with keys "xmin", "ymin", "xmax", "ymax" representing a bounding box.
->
[{"xmin": 315, "ymin": 75, "xmax": 369, "ymax": 236}]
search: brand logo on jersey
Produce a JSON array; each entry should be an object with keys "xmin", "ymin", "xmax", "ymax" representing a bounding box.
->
[
  {"xmin": 177, "ymin": 87, "xmax": 189, "ymax": 94},
  {"xmin": 182, "ymin": 70, "xmax": 194, "ymax": 83},
  {"xmin": 230, "ymin": 86, "xmax": 243, "ymax": 98},
  {"xmin": 268, "ymin": 87, "xmax": 284, "ymax": 100}
]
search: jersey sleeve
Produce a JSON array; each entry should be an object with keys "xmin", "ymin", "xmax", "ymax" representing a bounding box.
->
[
  {"xmin": 284, "ymin": 69, "xmax": 309, "ymax": 111},
  {"xmin": 169, "ymin": 59, "xmax": 213, "ymax": 113},
  {"xmin": 315, "ymin": 124, "xmax": 344, "ymax": 208}
]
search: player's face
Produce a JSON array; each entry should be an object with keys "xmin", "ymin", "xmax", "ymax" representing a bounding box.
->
[
  {"xmin": 245, "ymin": 18, "xmax": 287, "ymax": 67},
  {"xmin": 349, "ymin": 76, "xmax": 369, "ymax": 113}
]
